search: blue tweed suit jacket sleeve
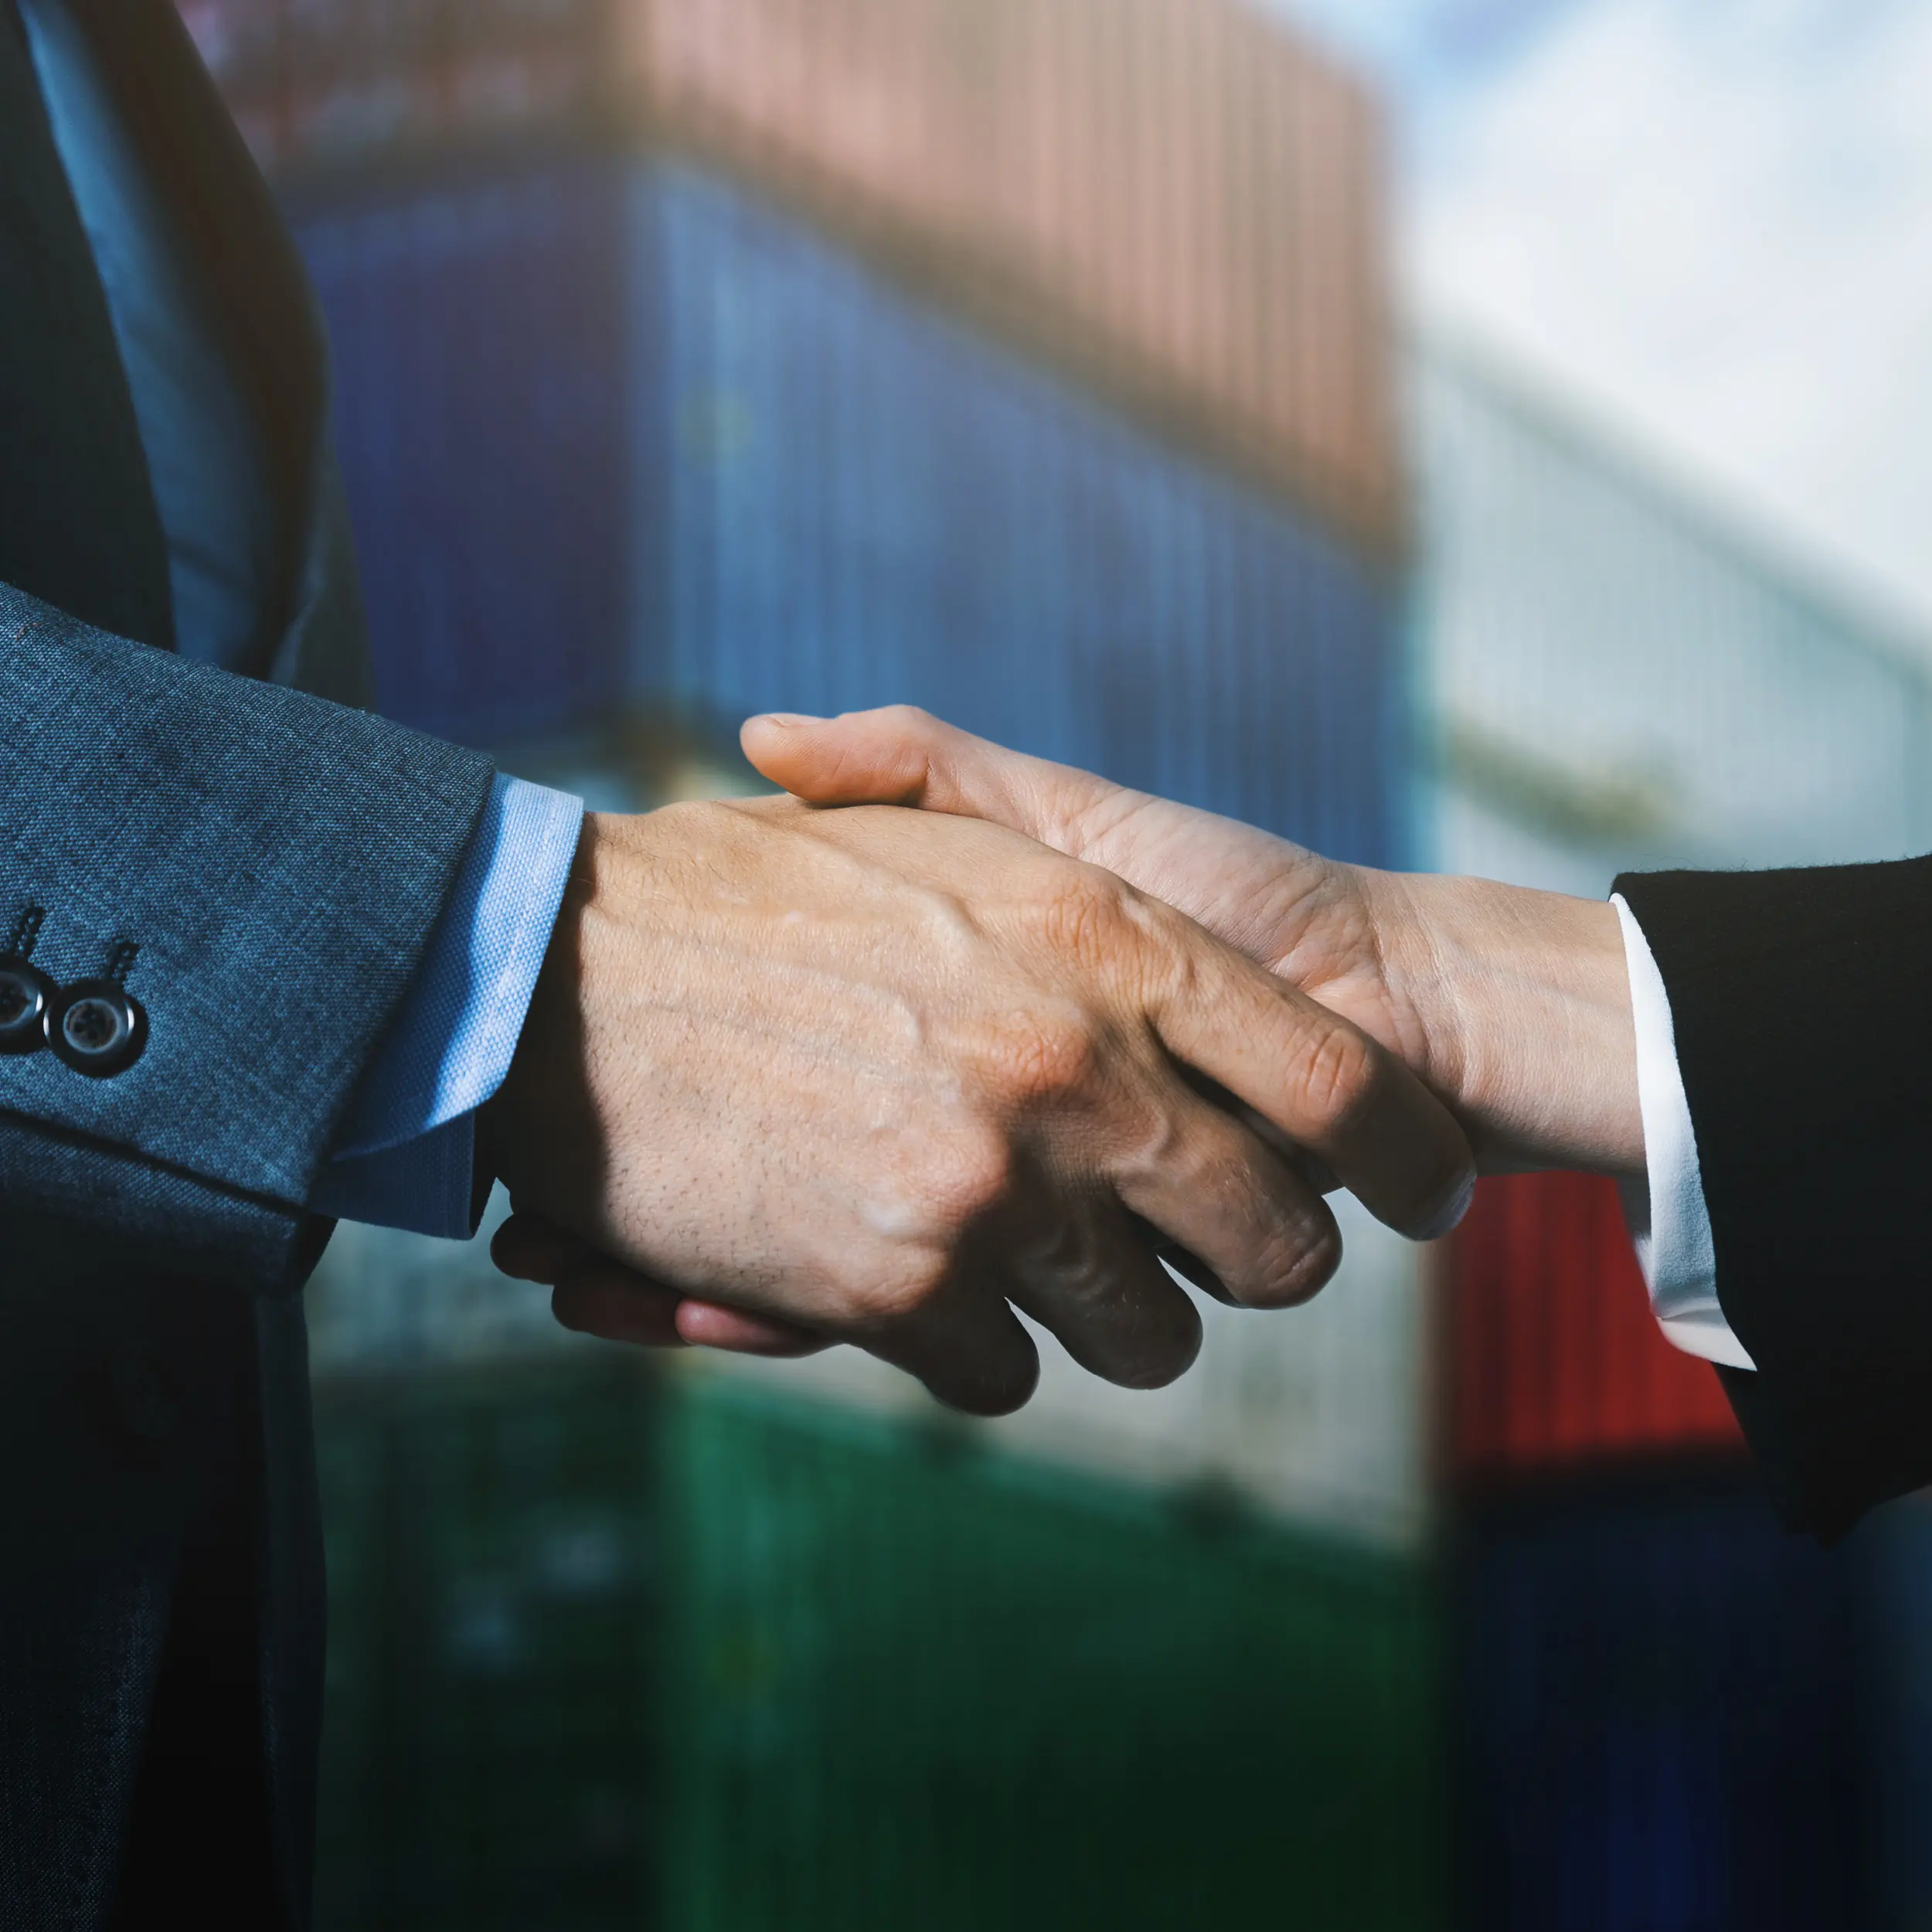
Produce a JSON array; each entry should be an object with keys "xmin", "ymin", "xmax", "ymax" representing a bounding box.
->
[{"xmin": 0, "ymin": 575, "xmax": 496, "ymax": 1292}]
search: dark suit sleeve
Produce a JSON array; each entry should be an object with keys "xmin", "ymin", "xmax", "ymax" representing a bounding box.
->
[
  {"xmin": 0, "ymin": 577, "xmax": 495, "ymax": 1291},
  {"xmin": 1616, "ymin": 858, "xmax": 1932, "ymax": 1540}
]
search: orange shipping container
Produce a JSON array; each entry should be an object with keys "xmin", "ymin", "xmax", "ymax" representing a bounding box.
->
[{"xmin": 183, "ymin": 0, "xmax": 1400, "ymax": 553}]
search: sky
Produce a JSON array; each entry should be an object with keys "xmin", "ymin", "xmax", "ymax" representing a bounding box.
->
[{"xmin": 1270, "ymin": 0, "xmax": 1932, "ymax": 642}]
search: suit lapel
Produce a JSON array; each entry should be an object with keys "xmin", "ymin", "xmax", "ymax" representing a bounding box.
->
[
  {"xmin": 0, "ymin": 0, "xmax": 175, "ymax": 650},
  {"xmin": 66, "ymin": 0, "xmax": 332, "ymax": 682}
]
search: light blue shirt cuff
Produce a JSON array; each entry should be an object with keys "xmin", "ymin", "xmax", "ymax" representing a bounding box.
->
[
  {"xmin": 311, "ymin": 774, "xmax": 584, "ymax": 1239},
  {"xmin": 311, "ymin": 1115, "xmax": 482, "ymax": 1241}
]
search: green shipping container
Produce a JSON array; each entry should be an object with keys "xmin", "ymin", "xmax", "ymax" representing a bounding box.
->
[
  {"xmin": 314, "ymin": 1362, "xmax": 660, "ymax": 1932},
  {"xmin": 313, "ymin": 1359, "xmax": 1445, "ymax": 1930}
]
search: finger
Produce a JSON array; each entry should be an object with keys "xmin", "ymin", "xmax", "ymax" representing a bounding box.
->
[
  {"xmin": 1157, "ymin": 1245, "xmax": 1238, "ymax": 1306},
  {"xmin": 675, "ymin": 1300, "xmax": 833, "ymax": 1359},
  {"xmin": 1175, "ymin": 1065, "xmax": 1342, "ymax": 1195},
  {"xmin": 1002, "ymin": 1199, "xmax": 1204, "ymax": 1389},
  {"xmin": 1114, "ymin": 1087, "xmax": 1347, "ymax": 1309},
  {"xmin": 553, "ymin": 1268, "xmax": 828, "ymax": 1358},
  {"xmin": 851, "ymin": 1270, "xmax": 1043, "ymax": 1418},
  {"xmin": 503, "ymin": 1217, "xmax": 828, "ymax": 1357},
  {"xmin": 553, "ymin": 1277, "xmax": 689, "ymax": 1349},
  {"xmin": 743, "ymin": 706, "xmax": 1122, "ymax": 853},
  {"xmin": 1124, "ymin": 1213, "xmax": 1238, "ymax": 1306},
  {"xmin": 492, "ymin": 1211, "xmax": 582, "ymax": 1282},
  {"xmin": 505, "ymin": 1213, "xmax": 1027, "ymax": 1392},
  {"xmin": 1142, "ymin": 918, "xmax": 1475, "ymax": 1243},
  {"xmin": 747, "ymin": 712, "xmax": 1308, "ymax": 968}
]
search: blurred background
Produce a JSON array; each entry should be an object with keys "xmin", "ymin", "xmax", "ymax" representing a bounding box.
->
[{"xmin": 180, "ymin": 1, "xmax": 1932, "ymax": 1924}]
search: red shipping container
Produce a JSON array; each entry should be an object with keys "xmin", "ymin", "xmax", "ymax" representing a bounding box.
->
[
  {"xmin": 1444, "ymin": 1171, "xmax": 1743, "ymax": 1484},
  {"xmin": 629, "ymin": 0, "xmax": 1400, "ymax": 552},
  {"xmin": 180, "ymin": 0, "xmax": 616, "ymax": 171}
]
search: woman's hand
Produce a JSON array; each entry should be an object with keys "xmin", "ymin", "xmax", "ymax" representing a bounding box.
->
[{"xmin": 741, "ymin": 707, "xmax": 1643, "ymax": 1181}]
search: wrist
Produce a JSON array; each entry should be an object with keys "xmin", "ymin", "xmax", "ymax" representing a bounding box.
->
[{"xmin": 1360, "ymin": 870, "xmax": 1644, "ymax": 1178}]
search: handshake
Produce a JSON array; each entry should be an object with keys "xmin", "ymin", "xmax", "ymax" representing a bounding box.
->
[{"xmin": 478, "ymin": 708, "xmax": 1644, "ymax": 1413}]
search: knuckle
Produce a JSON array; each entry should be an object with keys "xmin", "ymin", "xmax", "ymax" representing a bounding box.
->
[
  {"xmin": 1256, "ymin": 1220, "xmax": 1343, "ymax": 1309},
  {"xmin": 861, "ymin": 1250, "xmax": 954, "ymax": 1325},
  {"xmin": 1301, "ymin": 1024, "xmax": 1384, "ymax": 1140},
  {"xmin": 924, "ymin": 1128, "xmax": 1017, "ymax": 1231},
  {"xmin": 852, "ymin": 706, "xmax": 943, "ymax": 799},
  {"xmin": 1036, "ymin": 1241, "xmax": 1117, "ymax": 1319},
  {"xmin": 981, "ymin": 1010, "xmax": 1104, "ymax": 1109},
  {"xmin": 653, "ymin": 797, "xmax": 734, "ymax": 841},
  {"xmin": 1035, "ymin": 1226, "xmax": 1204, "ymax": 1389},
  {"xmin": 1036, "ymin": 872, "xmax": 1132, "ymax": 971}
]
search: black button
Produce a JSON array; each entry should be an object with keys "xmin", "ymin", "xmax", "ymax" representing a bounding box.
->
[
  {"xmin": 47, "ymin": 978, "xmax": 148, "ymax": 1078},
  {"xmin": 0, "ymin": 962, "xmax": 54, "ymax": 1056}
]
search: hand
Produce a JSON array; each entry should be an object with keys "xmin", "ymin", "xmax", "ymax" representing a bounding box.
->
[
  {"xmin": 478, "ymin": 797, "xmax": 1476, "ymax": 1412},
  {"xmin": 740, "ymin": 708, "xmax": 1644, "ymax": 1179}
]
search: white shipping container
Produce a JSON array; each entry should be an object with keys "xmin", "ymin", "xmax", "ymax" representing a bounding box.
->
[
  {"xmin": 701, "ymin": 1190, "xmax": 1430, "ymax": 1555},
  {"xmin": 305, "ymin": 1189, "xmax": 575, "ymax": 1373},
  {"xmin": 1413, "ymin": 331, "xmax": 1932, "ymax": 886},
  {"xmin": 307, "ymin": 1189, "xmax": 1431, "ymax": 1554},
  {"xmin": 1429, "ymin": 791, "xmax": 1622, "ymax": 900}
]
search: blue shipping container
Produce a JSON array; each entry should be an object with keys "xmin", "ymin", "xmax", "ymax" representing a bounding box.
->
[
  {"xmin": 1862, "ymin": 1498, "xmax": 1932, "ymax": 1932},
  {"xmin": 298, "ymin": 165, "xmax": 636, "ymax": 750},
  {"xmin": 1458, "ymin": 1483, "xmax": 1876, "ymax": 1932},
  {"xmin": 294, "ymin": 157, "xmax": 1401, "ymax": 865}
]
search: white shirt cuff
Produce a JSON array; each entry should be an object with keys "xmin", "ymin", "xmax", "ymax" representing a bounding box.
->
[{"xmin": 1611, "ymin": 893, "xmax": 1755, "ymax": 1372}]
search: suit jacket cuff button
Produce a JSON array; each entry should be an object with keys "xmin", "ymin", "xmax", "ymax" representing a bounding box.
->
[
  {"xmin": 48, "ymin": 981, "xmax": 148, "ymax": 1078},
  {"xmin": 0, "ymin": 963, "xmax": 54, "ymax": 1055}
]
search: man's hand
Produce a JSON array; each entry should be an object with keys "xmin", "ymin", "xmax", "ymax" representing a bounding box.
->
[
  {"xmin": 478, "ymin": 796, "xmax": 1476, "ymax": 1410},
  {"xmin": 740, "ymin": 708, "xmax": 1644, "ymax": 1179}
]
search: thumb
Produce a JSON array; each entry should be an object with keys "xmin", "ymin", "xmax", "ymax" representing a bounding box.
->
[{"xmin": 741, "ymin": 706, "xmax": 1121, "ymax": 853}]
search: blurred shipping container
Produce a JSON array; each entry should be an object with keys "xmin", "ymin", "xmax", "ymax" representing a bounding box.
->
[
  {"xmin": 1865, "ymin": 1498, "xmax": 1932, "ymax": 1932},
  {"xmin": 305, "ymin": 1191, "xmax": 573, "ymax": 1373},
  {"xmin": 314, "ymin": 1357, "xmax": 658, "ymax": 1931},
  {"xmin": 177, "ymin": 0, "xmax": 616, "ymax": 163},
  {"xmin": 294, "ymin": 158, "xmax": 1403, "ymax": 864},
  {"xmin": 1413, "ymin": 331, "xmax": 1932, "ymax": 1491},
  {"xmin": 1413, "ymin": 331, "xmax": 1932, "ymax": 883},
  {"xmin": 660, "ymin": 1375, "xmax": 1444, "ymax": 1929},
  {"xmin": 1456, "ymin": 1478, "xmax": 1876, "ymax": 1932},
  {"xmin": 189, "ymin": 0, "xmax": 1396, "ymax": 545},
  {"xmin": 1445, "ymin": 1172, "xmax": 1743, "ymax": 1485},
  {"xmin": 711, "ymin": 1191, "xmax": 1431, "ymax": 1553},
  {"xmin": 309, "ymin": 1188, "xmax": 1431, "ymax": 1552},
  {"xmin": 295, "ymin": 160, "xmax": 634, "ymax": 747},
  {"xmin": 196, "ymin": 6, "xmax": 1451, "ymax": 1919},
  {"xmin": 311, "ymin": 1357, "xmax": 1447, "ymax": 1930}
]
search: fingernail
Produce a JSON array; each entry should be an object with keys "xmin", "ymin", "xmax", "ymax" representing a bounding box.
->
[{"xmin": 753, "ymin": 713, "xmax": 823, "ymax": 730}]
